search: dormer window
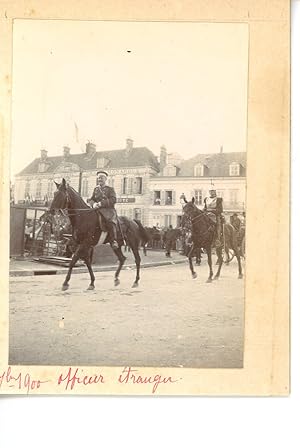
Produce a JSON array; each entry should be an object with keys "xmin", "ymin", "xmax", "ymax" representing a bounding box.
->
[
  {"xmin": 229, "ymin": 162, "xmax": 240, "ymax": 176},
  {"xmin": 97, "ymin": 157, "xmax": 109, "ymax": 169},
  {"xmin": 194, "ymin": 163, "xmax": 204, "ymax": 177},
  {"xmin": 38, "ymin": 162, "xmax": 48, "ymax": 173},
  {"xmin": 163, "ymin": 164, "xmax": 177, "ymax": 176}
]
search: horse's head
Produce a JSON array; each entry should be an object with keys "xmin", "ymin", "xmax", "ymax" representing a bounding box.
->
[
  {"xmin": 181, "ymin": 198, "xmax": 205, "ymax": 230},
  {"xmin": 182, "ymin": 198, "xmax": 199, "ymax": 219},
  {"xmin": 49, "ymin": 178, "xmax": 70, "ymax": 213}
]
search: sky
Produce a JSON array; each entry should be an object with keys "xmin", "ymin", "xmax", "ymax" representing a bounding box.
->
[{"xmin": 11, "ymin": 20, "xmax": 248, "ymax": 178}]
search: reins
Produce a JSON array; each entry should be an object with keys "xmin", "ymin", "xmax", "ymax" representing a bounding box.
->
[
  {"xmin": 183, "ymin": 208, "xmax": 214, "ymax": 240},
  {"xmin": 56, "ymin": 188, "xmax": 96, "ymax": 217},
  {"xmin": 59, "ymin": 207, "xmax": 95, "ymax": 218}
]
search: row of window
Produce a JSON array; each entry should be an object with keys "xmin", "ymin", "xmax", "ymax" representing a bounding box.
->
[
  {"xmin": 25, "ymin": 180, "xmax": 54, "ymax": 199},
  {"xmin": 152, "ymin": 214, "xmax": 181, "ymax": 228},
  {"xmin": 116, "ymin": 207, "xmax": 142, "ymax": 221},
  {"xmin": 153, "ymin": 189, "xmax": 239, "ymax": 206},
  {"xmin": 22, "ymin": 181, "xmax": 239, "ymax": 205},
  {"xmin": 162, "ymin": 162, "xmax": 242, "ymax": 177},
  {"xmin": 23, "ymin": 176, "xmax": 143, "ymax": 199},
  {"xmin": 82, "ymin": 177, "xmax": 143, "ymax": 196},
  {"xmin": 193, "ymin": 162, "xmax": 241, "ymax": 177},
  {"xmin": 153, "ymin": 190, "xmax": 176, "ymax": 205}
]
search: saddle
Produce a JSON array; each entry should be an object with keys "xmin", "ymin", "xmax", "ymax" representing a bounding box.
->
[
  {"xmin": 96, "ymin": 212, "xmax": 124, "ymax": 245},
  {"xmin": 97, "ymin": 213, "xmax": 108, "ymax": 232}
]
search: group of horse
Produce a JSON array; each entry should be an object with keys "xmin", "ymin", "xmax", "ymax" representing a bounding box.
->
[{"xmin": 49, "ymin": 179, "xmax": 244, "ymax": 291}]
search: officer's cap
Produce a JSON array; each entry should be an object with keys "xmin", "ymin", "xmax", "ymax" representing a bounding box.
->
[{"xmin": 96, "ymin": 170, "xmax": 108, "ymax": 177}]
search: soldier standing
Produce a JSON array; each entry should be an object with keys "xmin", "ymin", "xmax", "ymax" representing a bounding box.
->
[
  {"xmin": 164, "ymin": 224, "xmax": 174, "ymax": 258},
  {"xmin": 89, "ymin": 170, "xmax": 119, "ymax": 249}
]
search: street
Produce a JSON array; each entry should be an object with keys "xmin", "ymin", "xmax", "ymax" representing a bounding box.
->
[{"xmin": 9, "ymin": 259, "xmax": 244, "ymax": 368}]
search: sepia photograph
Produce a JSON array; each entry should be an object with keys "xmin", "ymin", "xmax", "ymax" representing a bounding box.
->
[{"xmin": 8, "ymin": 19, "xmax": 248, "ymax": 369}]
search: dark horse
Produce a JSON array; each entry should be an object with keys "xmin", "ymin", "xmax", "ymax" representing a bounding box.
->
[
  {"xmin": 49, "ymin": 179, "xmax": 149, "ymax": 290},
  {"xmin": 182, "ymin": 198, "xmax": 243, "ymax": 282}
]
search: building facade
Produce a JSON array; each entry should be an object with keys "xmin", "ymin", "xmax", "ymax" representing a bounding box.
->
[
  {"xmin": 148, "ymin": 148, "xmax": 246, "ymax": 228},
  {"xmin": 14, "ymin": 139, "xmax": 159, "ymax": 225},
  {"xmin": 14, "ymin": 141, "xmax": 246, "ymax": 228}
]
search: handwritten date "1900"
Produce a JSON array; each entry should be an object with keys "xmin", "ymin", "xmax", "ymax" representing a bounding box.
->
[{"xmin": 0, "ymin": 367, "xmax": 49, "ymax": 394}]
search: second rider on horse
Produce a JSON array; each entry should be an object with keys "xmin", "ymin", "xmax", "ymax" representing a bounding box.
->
[
  {"xmin": 203, "ymin": 188, "xmax": 224, "ymax": 247},
  {"xmin": 89, "ymin": 170, "xmax": 119, "ymax": 249}
]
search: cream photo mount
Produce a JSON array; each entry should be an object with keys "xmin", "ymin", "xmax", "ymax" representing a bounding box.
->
[{"xmin": 0, "ymin": 0, "xmax": 289, "ymax": 396}]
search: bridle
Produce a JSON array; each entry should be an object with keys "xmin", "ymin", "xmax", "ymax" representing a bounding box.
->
[
  {"xmin": 182, "ymin": 205, "xmax": 214, "ymax": 240},
  {"xmin": 50, "ymin": 188, "xmax": 95, "ymax": 218}
]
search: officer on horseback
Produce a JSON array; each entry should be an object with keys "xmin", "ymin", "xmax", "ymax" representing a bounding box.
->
[
  {"xmin": 203, "ymin": 188, "xmax": 224, "ymax": 247},
  {"xmin": 89, "ymin": 170, "xmax": 119, "ymax": 249}
]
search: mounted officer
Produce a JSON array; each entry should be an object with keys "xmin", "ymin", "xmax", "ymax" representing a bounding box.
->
[
  {"xmin": 89, "ymin": 170, "xmax": 119, "ymax": 249},
  {"xmin": 203, "ymin": 188, "xmax": 224, "ymax": 247}
]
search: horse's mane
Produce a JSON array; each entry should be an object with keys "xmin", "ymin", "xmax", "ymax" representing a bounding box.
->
[
  {"xmin": 185, "ymin": 201, "xmax": 203, "ymax": 215},
  {"xmin": 67, "ymin": 185, "xmax": 90, "ymax": 210}
]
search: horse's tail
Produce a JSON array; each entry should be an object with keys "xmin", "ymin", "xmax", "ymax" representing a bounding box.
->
[{"xmin": 133, "ymin": 219, "xmax": 149, "ymax": 255}]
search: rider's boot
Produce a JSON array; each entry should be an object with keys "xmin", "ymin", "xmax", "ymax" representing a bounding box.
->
[
  {"xmin": 215, "ymin": 218, "xmax": 222, "ymax": 248},
  {"xmin": 108, "ymin": 222, "xmax": 119, "ymax": 250}
]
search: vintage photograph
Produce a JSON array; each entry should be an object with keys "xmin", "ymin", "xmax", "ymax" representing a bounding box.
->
[{"xmin": 9, "ymin": 19, "xmax": 248, "ymax": 368}]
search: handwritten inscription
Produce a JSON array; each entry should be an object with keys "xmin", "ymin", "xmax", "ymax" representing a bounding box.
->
[
  {"xmin": 0, "ymin": 367, "xmax": 49, "ymax": 394},
  {"xmin": 56, "ymin": 366, "xmax": 180, "ymax": 393},
  {"xmin": 118, "ymin": 366, "xmax": 179, "ymax": 393},
  {"xmin": 57, "ymin": 367, "xmax": 105, "ymax": 391},
  {"xmin": 0, "ymin": 366, "xmax": 181, "ymax": 395}
]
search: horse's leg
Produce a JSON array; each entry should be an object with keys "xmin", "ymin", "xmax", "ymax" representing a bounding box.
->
[
  {"xmin": 188, "ymin": 244, "xmax": 197, "ymax": 279},
  {"xmin": 131, "ymin": 245, "xmax": 141, "ymax": 288},
  {"xmin": 112, "ymin": 246, "xmax": 126, "ymax": 286},
  {"xmin": 235, "ymin": 248, "xmax": 243, "ymax": 279},
  {"xmin": 196, "ymin": 248, "xmax": 201, "ymax": 265},
  {"xmin": 62, "ymin": 247, "xmax": 80, "ymax": 291},
  {"xmin": 206, "ymin": 247, "xmax": 214, "ymax": 282},
  {"xmin": 85, "ymin": 247, "xmax": 95, "ymax": 290},
  {"xmin": 214, "ymin": 247, "xmax": 223, "ymax": 279},
  {"xmin": 225, "ymin": 246, "xmax": 230, "ymax": 264}
]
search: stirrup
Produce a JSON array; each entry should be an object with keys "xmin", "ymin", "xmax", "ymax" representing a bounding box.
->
[{"xmin": 111, "ymin": 240, "xmax": 119, "ymax": 249}]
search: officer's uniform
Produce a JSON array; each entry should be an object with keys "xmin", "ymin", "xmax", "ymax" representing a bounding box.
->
[
  {"xmin": 89, "ymin": 172, "xmax": 119, "ymax": 247},
  {"xmin": 203, "ymin": 190, "xmax": 223, "ymax": 246}
]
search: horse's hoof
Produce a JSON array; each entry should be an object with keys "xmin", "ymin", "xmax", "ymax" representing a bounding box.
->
[
  {"xmin": 62, "ymin": 284, "xmax": 69, "ymax": 291},
  {"xmin": 238, "ymin": 274, "xmax": 243, "ymax": 279},
  {"xmin": 192, "ymin": 272, "xmax": 197, "ymax": 279},
  {"xmin": 206, "ymin": 278, "xmax": 213, "ymax": 283},
  {"xmin": 114, "ymin": 278, "xmax": 120, "ymax": 286},
  {"xmin": 132, "ymin": 282, "xmax": 138, "ymax": 288},
  {"xmin": 214, "ymin": 275, "xmax": 219, "ymax": 280},
  {"xmin": 87, "ymin": 285, "xmax": 95, "ymax": 290}
]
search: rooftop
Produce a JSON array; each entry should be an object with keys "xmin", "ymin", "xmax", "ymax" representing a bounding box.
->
[
  {"xmin": 176, "ymin": 151, "xmax": 246, "ymax": 177},
  {"xmin": 17, "ymin": 145, "xmax": 160, "ymax": 176}
]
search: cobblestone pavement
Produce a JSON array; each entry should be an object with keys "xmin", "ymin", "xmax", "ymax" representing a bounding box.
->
[{"xmin": 9, "ymin": 259, "xmax": 245, "ymax": 368}]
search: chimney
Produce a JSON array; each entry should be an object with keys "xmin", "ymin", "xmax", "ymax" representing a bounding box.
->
[
  {"xmin": 86, "ymin": 141, "xmax": 96, "ymax": 156},
  {"xmin": 220, "ymin": 145, "xmax": 223, "ymax": 154},
  {"xmin": 160, "ymin": 145, "xmax": 167, "ymax": 173},
  {"xmin": 125, "ymin": 138, "xmax": 134, "ymax": 155},
  {"xmin": 40, "ymin": 149, "xmax": 48, "ymax": 160},
  {"xmin": 63, "ymin": 146, "xmax": 71, "ymax": 158}
]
